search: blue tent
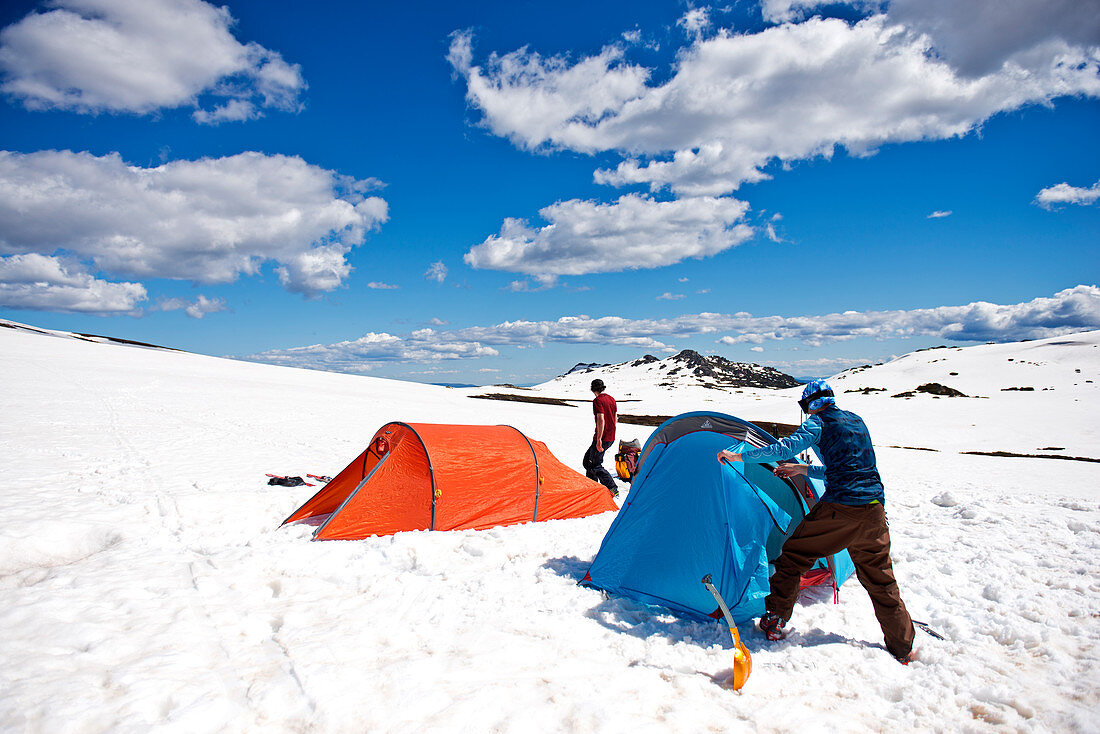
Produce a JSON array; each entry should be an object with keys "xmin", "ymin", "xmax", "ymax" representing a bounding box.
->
[{"xmin": 582, "ymin": 412, "xmax": 855, "ymax": 623}]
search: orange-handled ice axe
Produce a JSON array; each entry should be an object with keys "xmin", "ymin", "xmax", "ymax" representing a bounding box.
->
[{"xmin": 702, "ymin": 573, "xmax": 752, "ymax": 691}]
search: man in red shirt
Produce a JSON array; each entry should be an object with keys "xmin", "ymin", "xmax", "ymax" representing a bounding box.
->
[{"xmin": 583, "ymin": 378, "xmax": 619, "ymax": 497}]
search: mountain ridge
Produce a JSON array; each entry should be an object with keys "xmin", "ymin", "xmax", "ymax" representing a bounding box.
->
[{"xmin": 545, "ymin": 348, "xmax": 802, "ymax": 391}]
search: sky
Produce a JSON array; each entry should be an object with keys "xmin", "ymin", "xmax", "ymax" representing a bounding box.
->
[{"xmin": 0, "ymin": 0, "xmax": 1098, "ymax": 385}]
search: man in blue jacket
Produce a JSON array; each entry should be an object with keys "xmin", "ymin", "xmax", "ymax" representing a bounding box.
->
[{"xmin": 717, "ymin": 380, "xmax": 915, "ymax": 664}]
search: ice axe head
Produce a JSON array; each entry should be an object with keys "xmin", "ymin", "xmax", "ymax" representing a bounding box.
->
[
  {"xmin": 700, "ymin": 574, "xmax": 752, "ymax": 691},
  {"xmin": 728, "ymin": 624, "xmax": 752, "ymax": 691}
]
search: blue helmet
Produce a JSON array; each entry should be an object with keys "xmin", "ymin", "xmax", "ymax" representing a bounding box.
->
[{"xmin": 799, "ymin": 379, "xmax": 835, "ymax": 413}]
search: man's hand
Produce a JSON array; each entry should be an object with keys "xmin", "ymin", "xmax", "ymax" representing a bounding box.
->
[
  {"xmin": 717, "ymin": 449, "xmax": 742, "ymax": 464},
  {"xmin": 773, "ymin": 463, "xmax": 808, "ymax": 478}
]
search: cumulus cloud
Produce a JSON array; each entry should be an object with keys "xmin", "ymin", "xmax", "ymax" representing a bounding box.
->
[
  {"xmin": 0, "ymin": 253, "xmax": 146, "ymax": 314},
  {"xmin": 245, "ymin": 329, "xmax": 500, "ymax": 374},
  {"xmin": 248, "ymin": 285, "xmax": 1100, "ymax": 374},
  {"xmin": 764, "ymin": 0, "xmax": 1100, "ymax": 76},
  {"xmin": 157, "ymin": 294, "xmax": 227, "ymax": 319},
  {"xmin": 464, "ymin": 194, "xmax": 752, "ymax": 276},
  {"xmin": 880, "ymin": 0, "xmax": 1100, "ymax": 78},
  {"xmin": 677, "ymin": 8, "xmax": 711, "ymax": 38},
  {"xmin": 1035, "ymin": 180, "xmax": 1100, "ymax": 209},
  {"xmin": 452, "ymin": 15, "xmax": 1100, "ymax": 198},
  {"xmin": 0, "ymin": 150, "xmax": 388, "ymax": 296},
  {"xmin": 657, "ymin": 292, "xmax": 685, "ymax": 300},
  {"xmin": 505, "ymin": 274, "xmax": 559, "ymax": 292},
  {"xmin": 770, "ymin": 354, "xmax": 884, "ymax": 375},
  {"xmin": 424, "ymin": 261, "xmax": 448, "ymax": 283},
  {"xmin": 706, "ymin": 285, "xmax": 1100, "ymax": 345},
  {"xmin": 0, "ymin": 0, "xmax": 305, "ymax": 122},
  {"xmin": 927, "ymin": 210, "xmax": 953, "ymax": 218},
  {"xmin": 447, "ymin": 30, "xmax": 650, "ymax": 154}
]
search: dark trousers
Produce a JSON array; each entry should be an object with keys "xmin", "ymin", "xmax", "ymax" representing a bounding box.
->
[
  {"xmin": 766, "ymin": 501, "xmax": 915, "ymax": 659},
  {"xmin": 582, "ymin": 440, "xmax": 617, "ymax": 491}
]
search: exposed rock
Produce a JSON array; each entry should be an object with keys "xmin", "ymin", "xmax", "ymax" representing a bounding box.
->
[
  {"xmin": 565, "ymin": 362, "xmax": 611, "ymax": 375},
  {"xmin": 892, "ymin": 383, "xmax": 968, "ymax": 398},
  {"xmin": 667, "ymin": 349, "xmax": 801, "ymax": 388},
  {"xmin": 916, "ymin": 383, "xmax": 967, "ymax": 397},
  {"xmin": 470, "ymin": 393, "xmax": 574, "ymax": 407},
  {"xmin": 553, "ymin": 348, "xmax": 801, "ymax": 390}
]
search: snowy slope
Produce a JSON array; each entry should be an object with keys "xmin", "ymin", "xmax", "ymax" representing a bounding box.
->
[
  {"xmin": 1, "ymin": 323, "xmax": 1098, "ymax": 732},
  {"xmin": 477, "ymin": 331, "xmax": 1100, "ymax": 457},
  {"xmin": 538, "ymin": 349, "xmax": 799, "ymax": 393}
]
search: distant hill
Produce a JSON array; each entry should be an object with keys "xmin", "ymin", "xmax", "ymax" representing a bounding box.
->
[{"xmin": 544, "ymin": 349, "xmax": 802, "ymax": 391}]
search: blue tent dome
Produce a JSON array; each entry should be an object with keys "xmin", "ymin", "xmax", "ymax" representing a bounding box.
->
[{"xmin": 583, "ymin": 412, "xmax": 854, "ymax": 623}]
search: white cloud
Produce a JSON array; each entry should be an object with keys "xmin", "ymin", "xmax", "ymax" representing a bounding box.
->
[
  {"xmin": 769, "ymin": 355, "xmax": 881, "ymax": 375},
  {"xmin": 0, "ymin": 253, "xmax": 146, "ymax": 314},
  {"xmin": 367, "ymin": 281, "xmax": 399, "ymax": 290},
  {"xmin": 750, "ymin": 346, "xmax": 765, "ymax": 352},
  {"xmin": 192, "ymin": 99, "xmax": 258, "ymax": 125},
  {"xmin": 454, "ymin": 286, "xmax": 1100, "ymax": 348},
  {"xmin": 657, "ymin": 292, "xmax": 685, "ymax": 300},
  {"xmin": 762, "ymin": 1, "xmax": 1100, "ymax": 77},
  {"xmin": 447, "ymin": 30, "xmax": 650, "ymax": 154},
  {"xmin": 157, "ymin": 294, "xmax": 227, "ymax": 319},
  {"xmin": 882, "ymin": 0, "xmax": 1100, "ymax": 77},
  {"xmin": 927, "ymin": 210, "xmax": 953, "ymax": 218},
  {"xmin": 677, "ymin": 8, "xmax": 711, "ymax": 38},
  {"xmin": 505, "ymin": 274, "xmax": 560, "ymax": 292},
  {"xmin": 1035, "ymin": 180, "xmax": 1100, "ymax": 209},
  {"xmin": 464, "ymin": 194, "xmax": 752, "ymax": 276},
  {"xmin": 760, "ymin": 0, "xmax": 835, "ymax": 24},
  {"xmin": 708, "ymin": 285, "xmax": 1100, "ymax": 346},
  {"xmin": 453, "ymin": 16, "xmax": 1100, "ymax": 197},
  {"xmin": 245, "ymin": 330, "xmax": 500, "ymax": 374},
  {"xmin": 0, "ymin": 150, "xmax": 388, "ymax": 296},
  {"xmin": 425, "ymin": 261, "xmax": 449, "ymax": 283},
  {"xmin": 0, "ymin": 0, "xmax": 305, "ymax": 121},
  {"xmin": 678, "ymin": 277, "xmax": 690, "ymax": 282},
  {"xmin": 249, "ymin": 284, "xmax": 1100, "ymax": 374}
]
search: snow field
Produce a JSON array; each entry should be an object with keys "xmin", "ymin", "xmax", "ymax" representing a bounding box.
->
[{"xmin": 1, "ymin": 325, "xmax": 1098, "ymax": 732}]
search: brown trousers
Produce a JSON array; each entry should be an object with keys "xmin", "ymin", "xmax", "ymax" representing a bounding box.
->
[{"xmin": 765, "ymin": 501, "xmax": 915, "ymax": 659}]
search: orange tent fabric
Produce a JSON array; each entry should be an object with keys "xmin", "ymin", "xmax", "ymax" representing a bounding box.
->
[{"xmin": 282, "ymin": 422, "xmax": 618, "ymax": 540}]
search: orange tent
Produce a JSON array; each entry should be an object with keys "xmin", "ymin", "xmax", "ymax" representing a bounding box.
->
[{"xmin": 282, "ymin": 422, "xmax": 618, "ymax": 540}]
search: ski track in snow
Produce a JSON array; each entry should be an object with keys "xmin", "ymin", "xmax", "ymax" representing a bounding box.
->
[{"xmin": 0, "ymin": 326, "xmax": 1098, "ymax": 732}]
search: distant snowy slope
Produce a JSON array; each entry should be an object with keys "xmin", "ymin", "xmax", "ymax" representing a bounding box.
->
[
  {"xmin": 540, "ymin": 349, "xmax": 801, "ymax": 393},
  {"xmin": 819, "ymin": 331, "xmax": 1100, "ymax": 456},
  {"xmin": 471, "ymin": 331, "xmax": 1100, "ymax": 457},
  {"xmin": 831, "ymin": 333, "xmax": 1099, "ymax": 396}
]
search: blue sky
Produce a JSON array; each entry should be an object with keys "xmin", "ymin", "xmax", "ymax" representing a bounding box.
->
[{"xmin": 1, "ymin": 0, "xmax": 1097, "ymax": 384}]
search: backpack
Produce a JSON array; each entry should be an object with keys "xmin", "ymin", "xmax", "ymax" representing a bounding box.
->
[{"xmin": 614, "ymin": 439, "xmax": 641, "ymax": 482}]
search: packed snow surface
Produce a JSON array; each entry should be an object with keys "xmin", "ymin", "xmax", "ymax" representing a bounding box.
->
[{"xmin": 1, "ymin": 322, "xmax": 1098, "ymax": 732}]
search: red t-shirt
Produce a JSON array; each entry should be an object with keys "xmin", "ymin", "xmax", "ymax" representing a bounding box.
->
[{"xmin": 593, "ymin": 392, "xmax": 617, "ymax": 445}]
